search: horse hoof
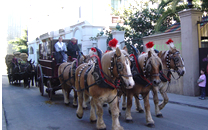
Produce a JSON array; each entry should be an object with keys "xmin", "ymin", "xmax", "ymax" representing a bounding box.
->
[
  {"xmin": 147, "ymin": 123, "xmax": 155, "ymax": 128},
  {"xmin": 76, "ymin": 114, "xmax": 82, "ymax": 119},
  {"xmin": 119, "ymin": 112, "xmax": 121, "ymax": 116},
  {"xmin": 122, "ymin": 107, "xmax": 126, "ymax": 110},
  {"xmin": 73, "ymin": 104, "xmax": 78, "ymax": 108},
  {"xmin": 103, "ymin": 103, "xmax": 107, "ymax": 107},
  {"xmin": 65, "ymin": 103, "xmax": 70, "ymax": 106},
  {"xmin": 98, "ymin": 128, "xmax": 106, "ymax": 130},
  {"xmin": 108, "ymin": 109, "xmax": 111, "ymax": 115},
  {"xmin": 156, "ymin": 113, "xmax": 163, "ymax": 118},
  {"xmin": 138, "ymin": 110, "xmax": 144, "ymax": 113},
  {"xmin": 90, "ymin": 119, "xmax": 97, "ymax": 123},
  {"xmin": 126, "ymin": 119, "xmax": 133, "ymax": 123},
  {"xmin": 83, "ymin": 107, "xmax": 88, "ymax": 110}
]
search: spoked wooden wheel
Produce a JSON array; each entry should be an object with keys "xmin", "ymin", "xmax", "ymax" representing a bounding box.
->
[
  {"xmin": 47, "ymin": 80, "xmax": 53, "ymax": 100},
  {"xmin": 37, "ymin": 64, "xmax": 44, "ymax": 96}
]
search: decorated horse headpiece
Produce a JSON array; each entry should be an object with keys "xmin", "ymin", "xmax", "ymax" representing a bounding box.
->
[
  {"xmin": 142, "ymin": 42, "xmax": 163, "ymax": 78},
  {"xmin": 108, "ymin": 38, "xmax": 131, "ymax": 78},
  {"xmin": 165, "ymin": 39, "xmax": 185, "ymax": 76}
]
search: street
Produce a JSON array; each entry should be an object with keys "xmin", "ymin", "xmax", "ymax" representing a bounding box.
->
[{"xmin": 2, "ymin": 75, "xmax": 208, "ymax": 130}]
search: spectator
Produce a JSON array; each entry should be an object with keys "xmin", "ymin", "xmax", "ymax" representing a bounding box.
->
[
  {"xmin": 54, "ymin": 36, "xmax": 67, "ymax": 63},
  {"xmin": 67, "ymin": 37, "xmax": 80, "ymax": 59},
  {"xmin": 197, "ymin": 68, "xmax": 206, "ymax": 100}
]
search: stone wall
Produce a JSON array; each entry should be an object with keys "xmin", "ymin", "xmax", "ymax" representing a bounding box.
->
[{"xmin": 143, "ymin": 31, "xmax": 184, "ymax": 95}]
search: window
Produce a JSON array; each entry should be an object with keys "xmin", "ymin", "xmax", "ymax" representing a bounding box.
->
[
  {"xmin": 79, "ymin": 6, "xmax": 81, "ymax": 18},
  {"xmin": 30, "ymin": 47, "xmax": 34, "ymax": 54},
  {"xmin": 111, "ymin": 0, "xmax": 122, "ymax": 11}
]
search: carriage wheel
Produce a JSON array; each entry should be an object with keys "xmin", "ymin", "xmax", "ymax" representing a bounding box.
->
[
  {"xmin": 37, "ymin": 64, "xmax": 44, "ymax": 96},
  {"xmin": 47, "ymin": 80, "xmax": 53, "ymax": 100},
  {"xmin": 8, "ymin": 74, "xmax": 13, "ymax": 84}
]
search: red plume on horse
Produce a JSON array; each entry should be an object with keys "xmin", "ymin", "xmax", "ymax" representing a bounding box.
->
[
  {"xmin": 166, "ymin": 38, "xmax": 174, "ymax": 48},
  {"xmin": 89, "ymin": 47, "xmax": 97, "ymax": 56},
  {"xmin": 109, "ymin": 38, "xmax": 118, "ymax": 50},
  {"xmin": 145, "ymin": 41, "xmax": 155, "ymax": 52}
]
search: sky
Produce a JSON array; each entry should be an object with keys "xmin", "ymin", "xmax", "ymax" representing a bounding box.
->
[{"xmin": 2, "ymin": 0, "xmax": 82, "ymax": 41}]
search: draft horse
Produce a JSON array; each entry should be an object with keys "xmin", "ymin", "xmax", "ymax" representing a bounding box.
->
[
  {"xmin": 135, "ymin": 40, "xmax": 186, "ymax": 117},
  {"xmin": 122, "ymin": 44, "xmax": 163, "ymax": 127},
  {"xmin": 75, "ymin": 47, "xmax": 135, "ymax": 130},
  {"xmin": 58, "ymin": 51, "xmax": 97, "ymax": 106}
]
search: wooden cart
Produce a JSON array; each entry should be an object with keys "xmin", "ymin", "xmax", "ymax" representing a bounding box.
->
[{"xmin": 36, "ymin": 39, "xmax": 71, "ymax": 100}]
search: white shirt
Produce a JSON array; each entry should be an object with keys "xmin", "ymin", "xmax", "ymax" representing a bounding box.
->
[{"xmin": 54, "ymin": 42, "xmax": 67, "ymax": 52}]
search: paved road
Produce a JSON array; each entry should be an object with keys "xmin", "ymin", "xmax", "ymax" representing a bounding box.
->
[{"xmin": 2, "ymin": 75, "xmax": 208, "ymax": 130}]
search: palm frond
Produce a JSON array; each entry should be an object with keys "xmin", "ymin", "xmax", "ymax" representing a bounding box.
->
[
  {"xmin": 158, "ymin": 0, "xmax": 173, "ymax": 14},
  {"xmin": 172, "ymin": 0, "xmax": 181, "ymax": 13},
  {"xmin": 155, "ymin": 5, "xmax": 186, "ymax": 32}
]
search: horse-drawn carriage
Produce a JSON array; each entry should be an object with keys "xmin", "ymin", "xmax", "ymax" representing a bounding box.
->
[
  {"xmin": 36, "ymin": 39, "xmax": 72, "ymax": 100},
  {"xmin": 6, "ymin": 53, "xmax": 35, "ymax": 88}
]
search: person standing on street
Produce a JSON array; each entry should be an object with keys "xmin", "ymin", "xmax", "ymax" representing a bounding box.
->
[
  {"xmin": 197, "ymin": 68, "xmax": 206, "ymax": 100},
  {"xmin": 67, "ymin": 37, "xmax": 80, "ymax": 59}
]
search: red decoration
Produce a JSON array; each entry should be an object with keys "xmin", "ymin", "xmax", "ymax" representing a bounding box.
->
[
  {"xmin": 145, "ymin": 41, "xmax": 154, "ymax": 48},
  {"xmin": 105, "ymin": 50, "xmax": 110, "ymax": 53},
  {"xmin": 142, "ymin": 52, "xmax": 145, "ymax": 54},
  {"xmin": 91, "ymin": 47, "xmax": 96, "ymax": 52},
  {"xmin": 166, "ymin": 39, "xmax": 173, "ymax": 44},
  {"xmin": 109, "ymin": 38, "xmax": 118, "ymax": 48}
]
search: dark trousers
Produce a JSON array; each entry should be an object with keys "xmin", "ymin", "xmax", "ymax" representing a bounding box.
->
[{"xmin": 200, "ymin": 87, "xmax": 206, "ymax": 98}]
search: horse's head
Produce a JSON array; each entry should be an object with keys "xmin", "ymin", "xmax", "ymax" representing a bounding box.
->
[
  {"xmin": 164, "ymin": 48, "xmax": 185, "ymax": 76},
  {"xmin": 78, "ymin": 53, "xmax": 92, "ymax": 65},
  {"xmin": 139, "ymin": 51, "xmax": 163, "ymax": 86},
  {"xmin": 102, "ymin": 47, "xmax": 135, "ymax": 89},
  {"xmin": 26, "ymin": 60, "xmax": 35, "ymax": 74}
]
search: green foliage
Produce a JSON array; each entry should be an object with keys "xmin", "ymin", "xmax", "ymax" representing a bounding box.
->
[
  {"xmin": 9, "ymin": 29, "xmax": 28, "ymax": 54},
  {"xmin": 201, "ymin": 0, "xmax": 208, "ymax": 12},
  {"xmin": 155, "ymin": 0, "xmax": 203, "ymax": 32},
  {"xmin": 105, "ymin": 30, "xmax": 113, "ymax": 50},
  {"xmin": 111, "ymin": 1, "xmax": 176, "ymax": 52},
  {"xmin": 112, "ymin": 7, "xmax": 169, "ymax": 52}
]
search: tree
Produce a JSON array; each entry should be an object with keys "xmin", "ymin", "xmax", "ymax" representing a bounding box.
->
[
  {"xmin": 201, "ymin": 0, "xmax": 208, "ymax": 12},
  {"xmin": 9, "ymin": 29, "xmax": 28, "ymax": 54},
  {"xmin": 155, "ymin": 0, "xmax": 202, "ymax": 32},
  {"xmin": 112, "ymin": 1, "xmax": 169, "ymax": 52}
]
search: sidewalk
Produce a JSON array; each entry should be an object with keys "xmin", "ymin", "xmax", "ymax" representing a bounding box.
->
[{"xmin": 149, "ymin": 92, "xmax": 208, "ymax": 110}]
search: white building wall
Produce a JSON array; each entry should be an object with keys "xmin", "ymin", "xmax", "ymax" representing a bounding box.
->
[{"xmin": 27, "ymin": 0, "xmax": 135, "ymax": 62}]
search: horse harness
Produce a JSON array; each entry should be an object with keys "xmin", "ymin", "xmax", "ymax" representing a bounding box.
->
[
  {"xmin": 77, "ymin": 54, "xmax": 132, "ymax": 103},
  {"xmin": 159, "ymin": 50, "xmax": 184, "ymax": 82},
  {"xmin": 58, "ymin": 60, "xmax": 78, "ymax": 86},
  {"xmin": 130, "ymin": 54, "xmax": 153, "ymax": 87}
]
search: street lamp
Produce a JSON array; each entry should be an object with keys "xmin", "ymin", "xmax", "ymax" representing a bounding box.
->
[{"xmin": 187, "ymin": 0, "xmax": 193, "ymax": 8}]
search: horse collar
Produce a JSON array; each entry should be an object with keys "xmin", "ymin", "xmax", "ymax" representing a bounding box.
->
[
  {"xmin": 166, "ymin": 51, "xmax": 171, "ymax": 69},
  {"xmin": 109, "ymin": 55, "xmax": 114, "ymax": 78}
]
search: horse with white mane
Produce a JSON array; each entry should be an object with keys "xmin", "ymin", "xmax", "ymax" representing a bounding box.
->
[
  {"xmin": 134, "ymin": 39, "xmax": 186, "ymax": 117},
  {"xmin": 75, "ymin": 43, "xmax": 135, "ymax": 130},
  {"xmin": 120, "ymin": 42, "xmax": 163, "ymax": 127}
]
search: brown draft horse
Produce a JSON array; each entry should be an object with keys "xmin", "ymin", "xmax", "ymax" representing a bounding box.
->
[
  {"xmin": 58, "ymin": 52, "xmax": 94, "ymax": 106},
  {"xmin": 75, "ymin": 47, "xmax": 134, "ymax": 130},
  {"xmin": 122, "ymin": 45, "xmax": 163, "ymax": 127},
  {"xmin": 135, "ymin": 43, "xmax": 185, "ymax": 118}
]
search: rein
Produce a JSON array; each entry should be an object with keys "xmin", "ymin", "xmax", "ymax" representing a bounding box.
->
[
  {"xmin": 90, "ymin": 55, "xmax": 118, "ymax": 89},
  {"xmin": 130, "ymin": 54, "xmax": 152, "ymax": 85},
  {"xmin": 162, "ymin": 50, "xmax": 184, "ymax": 82}
]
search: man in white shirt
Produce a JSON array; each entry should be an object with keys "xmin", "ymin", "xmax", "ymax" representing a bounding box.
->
[{"xmin": 54, "ymin": 36, "xmax": 67, "ymax": 63}]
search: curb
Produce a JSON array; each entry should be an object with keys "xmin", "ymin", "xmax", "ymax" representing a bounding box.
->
[
  {"xmin": 149, "ymin": 97, "xmax": 208, "ymax": 110},
  {"xmin": 2, "ymin": 106, "xmax": 8, "ymax": 130}
]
